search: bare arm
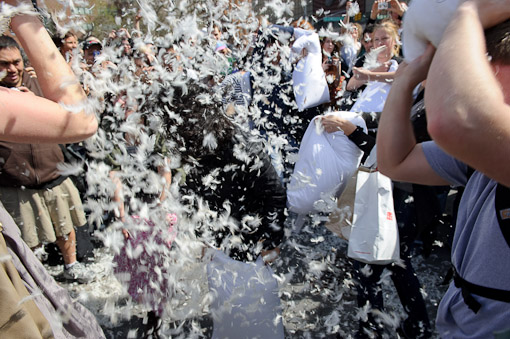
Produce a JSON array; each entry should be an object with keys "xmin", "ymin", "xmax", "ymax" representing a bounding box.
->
[
  {"xmin": 346, "ymin": 65, "xmax": 395, "ymax": 90},
  {"xmin": 109, "ymin": 170, "xmax": 131, "ymax": 239},
  {"xmin": 132, "ymin": 11, "xmax": 142, "ymax": 38},
  {"xmin": 346, "ymin": 73, "xmax": 367, "ymax": 91},
  {"xmin": 425, "ymin": 1, "xmax": 510, "ymax": 186},
  {"xmin": 0, "ymin": 7, "xmax": 97, "ymax": 143},
  {"xmin": 360, "ymin": 71, "xmax": 395, "ymax": 83},
  {"xmin": 157, "ymin": 158, "xmax": 172, "ymax": 203},
  {"xmin": 370, "ymin": 1, "xmax": 381, "ymax": 21},
  {"xmin": 377, "ymin": 44, "xmax": 449, "ymax": 186},
  {"xmin": 341, "ymin": 2, "xmax": 351, "ymax": 33},
  {"xmin": 388, "ymin": 0, "xmax": 406, "ymax": 17},
  {"xmin": 109, "ymin": 171, "xmax": 126, "ymax": 222},
  {"xmin": 320, "ymin": 115, "xmax": 357, "ymax": 135}
]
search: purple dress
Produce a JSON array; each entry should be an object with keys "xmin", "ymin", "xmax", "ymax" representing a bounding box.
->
[{"xmin": 113, "ymin": 214, "xmax": 177, "ymax": 315}]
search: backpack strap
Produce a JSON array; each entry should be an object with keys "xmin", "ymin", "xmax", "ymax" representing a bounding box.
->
[
  {"xmin": 495, "ymin": 184, "xmax": 510, "ymax": 248},
  {"xmin": 453, "ymin": 266, "xmax": 510, "ymax": 313},
  {"xmin": 452, "ymin": 168, "xmax": 510, "ymax": 313},
  {"xmin": 466, "ymin": 166, "xmax": 475, "ymax": 181},
  {"xmin": 468, "ymin": 166, "xmax": 510, "ymax": 248}
]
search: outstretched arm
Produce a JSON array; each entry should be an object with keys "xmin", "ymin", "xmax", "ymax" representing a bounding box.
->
[
  {"xmin": 369, "ymin": 1, "xmax": 381, "ymax": 21},
  {"xmin": 0, "ymin": 3, "xmax": 97, "ymax": 143},
  {"xmin": 351, "ymin": 67, "xmax": 396, "ymax": 84},
  {"xmin": 341, "ymin": 1, "xmax": 352, "ymax": 33},
  {"xmin": 388, "ymin": 0, "xmax": 406, "ymax": 17},
  {"xmin": 377, "ymin": 44, "xmax": 448, "ymax": 185},
  {"xmin": 346, "ymin": 62, "xmax": 395, "ymax": 90},
  {"xmin": 157, "ymin": 158, "xmax": 172, "ymax": 203},
  {"xmin": 425, "ymin": 1, "xmax": 510, "ymax": 186}
]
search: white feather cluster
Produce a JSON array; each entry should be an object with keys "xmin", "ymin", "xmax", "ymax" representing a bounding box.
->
[{"xmin": 7, "ymin": 0, "xmax": 443, "ymax": 337}]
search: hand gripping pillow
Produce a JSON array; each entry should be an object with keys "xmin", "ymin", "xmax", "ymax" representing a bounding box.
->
[
  {"xmin": 402, "ymin": 0, "xmax": 460, "ymax": 62},
  {"xmin": 287, "ymin": 111, "xmax": 366, "ymax": 214}
]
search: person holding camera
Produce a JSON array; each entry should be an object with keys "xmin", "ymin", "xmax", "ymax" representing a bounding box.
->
[
  {"xmin": 321, "ymin": 36, "xmax": 345, "ymax": 109},
  {"xmin": 369, "ymin": 0, "xmax": 407, "ymax": 24}
]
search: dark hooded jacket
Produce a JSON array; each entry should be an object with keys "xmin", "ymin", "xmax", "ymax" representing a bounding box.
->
[{"xmin": 183, "ymin": 131, "xmax": 286, "ymax": 262}]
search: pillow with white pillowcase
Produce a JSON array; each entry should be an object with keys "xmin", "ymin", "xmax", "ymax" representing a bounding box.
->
[{"xmin": 402, "ymin": 0, "xmax": 460, "ymax": 62}]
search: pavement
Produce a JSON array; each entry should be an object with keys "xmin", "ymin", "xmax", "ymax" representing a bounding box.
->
[{"xmin": 50, "ymin": 209, "xmax": 453, "ymax": 339}]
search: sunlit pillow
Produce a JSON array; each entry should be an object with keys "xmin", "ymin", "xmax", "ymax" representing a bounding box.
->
[{"xmin": 402, "ymin": 0, "xmax": 460, "ymax": 62}]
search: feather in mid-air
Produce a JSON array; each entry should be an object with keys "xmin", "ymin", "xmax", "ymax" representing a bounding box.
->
[{"xmin": 5, "ymin": 0, "xmax": 448, "ymax": 337}]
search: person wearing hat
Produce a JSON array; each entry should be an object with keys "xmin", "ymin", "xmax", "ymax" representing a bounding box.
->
[
  {"xmin": 215, "ymin": 41, "xmax": 230, "ymax": 55},
  {"xmin": 82, "ymin": 36, "xmax": 102, "ymax": 67}
]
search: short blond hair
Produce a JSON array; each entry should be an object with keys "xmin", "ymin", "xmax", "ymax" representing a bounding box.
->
[
  {"xmin": 374, "ymin": 21, "xmax": 400, "ymax": 56},
  {"xmin": 350, "ymin": 23, "xmax": 363, "ymax": 41}
]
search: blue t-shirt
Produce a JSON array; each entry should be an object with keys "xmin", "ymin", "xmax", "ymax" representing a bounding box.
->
[{"xmin": 423, "ymin": 141, "xmax": 510, "ymax": 338}]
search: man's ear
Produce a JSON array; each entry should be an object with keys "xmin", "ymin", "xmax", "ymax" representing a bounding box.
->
[{"xmin": 491, "ymin": 63, "xmax": 510, "ymax": 104}]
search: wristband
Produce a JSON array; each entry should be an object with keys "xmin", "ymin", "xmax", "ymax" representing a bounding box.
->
[{"xmin": 347, "ymin": 125, "xmax": 364, "ymax": 139}]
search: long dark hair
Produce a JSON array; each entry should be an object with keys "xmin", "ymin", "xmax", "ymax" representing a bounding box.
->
[
  {"xmin": 162, "ymin": 83, "xmax": 236, "ymax": 162},
  {"xmin": 485, "ymin": 20, "xmax": 510, "ymax": 65}
]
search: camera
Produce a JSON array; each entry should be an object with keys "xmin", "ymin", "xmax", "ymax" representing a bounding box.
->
[
  {"xmin": 92, "ymin": 50, "xmax": 101, "ymax": 61},
  {"xmin": 378, "ymin": 1, "xmax": 389, "ymax": 10}
]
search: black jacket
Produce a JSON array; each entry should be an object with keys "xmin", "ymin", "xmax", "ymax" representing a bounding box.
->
[{"xmin": 183, "ymin": 131, "xmax": 286, "ymax": 262}]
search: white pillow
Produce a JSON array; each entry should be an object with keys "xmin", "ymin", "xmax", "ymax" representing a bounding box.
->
[
  {"xmin": 287, "ymin": 111, "xmax": 366, "ymax": 214},
  {"xmin": 402, "ymin": 0, "xmax": 460, "ymax": 62},
  {"xmin": 292, "ymin": 32, "xmax": 331, "ymax": 111}
]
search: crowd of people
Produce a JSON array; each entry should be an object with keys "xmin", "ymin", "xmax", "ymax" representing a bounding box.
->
[{"xmin": 0, "ymin": 0, "xmax": 509, "ymax": 338}]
